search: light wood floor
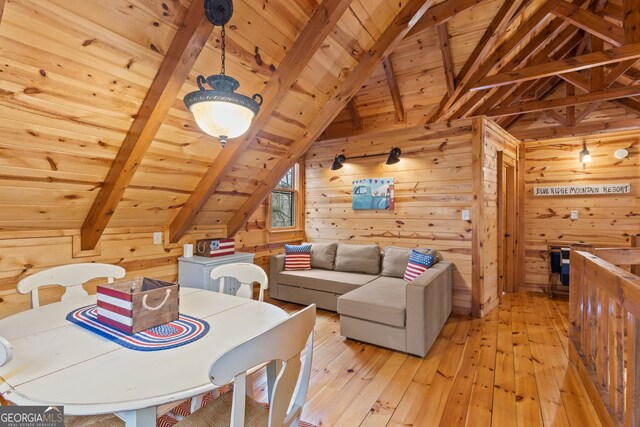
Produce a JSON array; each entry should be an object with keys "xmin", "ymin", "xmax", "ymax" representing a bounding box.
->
[
  {"xmin": 258, "ymin": 292, "xmax": 602, "ymax": 427},
  {"xmin": 68, "ymin": 292, "xmax": 602, "ymax": 426}
]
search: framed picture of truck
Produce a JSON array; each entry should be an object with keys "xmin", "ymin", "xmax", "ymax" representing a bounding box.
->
[{"xmin": 352, "ymin": 178, "xmax": 395, "ymax": 210}]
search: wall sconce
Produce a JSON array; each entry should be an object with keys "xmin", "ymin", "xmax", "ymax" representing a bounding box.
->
[
  {"xmin": 579, "ymin": 143, "xmax": 592, "ymax": 164},
  {"xmin": 330, "ymin": 148, "xmax": 402, "ymax": 171}
]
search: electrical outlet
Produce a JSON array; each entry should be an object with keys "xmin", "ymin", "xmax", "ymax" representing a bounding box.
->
[
  {"xmin": 461, "ymin": 209, "xmax": 471, "ymax": 221},
  {"xmin": 153, "ymin": 231, "xmax": 163, "ymax": 245},
  {"xmin": 570, "ymin": 210, "xmax": 579, "ymax": 220}
]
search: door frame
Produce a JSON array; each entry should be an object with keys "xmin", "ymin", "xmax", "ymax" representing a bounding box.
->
[{"xmin": 497, "ymin": 151, "xmax": 518, "ymax": 298}]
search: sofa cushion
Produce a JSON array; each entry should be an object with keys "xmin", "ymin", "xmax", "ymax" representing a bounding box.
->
[
  {"xmin": 284, "ymin": 244, "xmax": 311, "ymax": 271},
  {"xmin": 278, "ymin": 269, "xmax": 378, "ymax": 295},
  {"xmin": 381, "ymin": 246, "xmax": 436, "ymax": 278},
  {"xmin": 334, "ymin": 244, "xmax": 381, "ymax": 275},
  {"xmin": 404, "ymin": 250, "xmax": 436, "ymax": 281},
  {"xmin": 306, "ymin": 242, "xmax": 338, "ymax": 270},
  {"xmin": 337, "ymin": 279, "xmax": 406, "ymax": 328}
]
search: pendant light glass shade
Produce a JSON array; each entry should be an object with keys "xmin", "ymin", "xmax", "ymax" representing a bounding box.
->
[
  {"xmin": 184, "ymin": 0, "xmax": 261, "ymax": 147},
  {"xmin": 185, "ymin": 75, "xmax": 262, "ymax": 146}
]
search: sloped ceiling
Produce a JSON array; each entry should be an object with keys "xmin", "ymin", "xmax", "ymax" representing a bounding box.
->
[{"xmin": 1, "ymin": 0, "xmax": 639, "ymax": 241}]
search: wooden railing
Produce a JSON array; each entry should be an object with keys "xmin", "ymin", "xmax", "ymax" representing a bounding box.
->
[{"xmin": 569, "ymin": 240, "xmax": 640, "ymax": 427}]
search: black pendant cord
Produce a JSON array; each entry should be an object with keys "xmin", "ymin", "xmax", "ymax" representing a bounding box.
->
[{"xmin": 220, "ymin": 24, "xmax": 226, "ymax": 76}]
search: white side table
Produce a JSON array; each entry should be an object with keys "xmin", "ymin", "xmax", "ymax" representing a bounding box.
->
[{"xmin": 178, "ymin": 252, "xmax": 256, "ymax": 294}]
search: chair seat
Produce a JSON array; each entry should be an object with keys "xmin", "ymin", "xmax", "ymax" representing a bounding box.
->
[{"xmin": 178, "ymin": 392, "xmax": 268, "ymax": 426}]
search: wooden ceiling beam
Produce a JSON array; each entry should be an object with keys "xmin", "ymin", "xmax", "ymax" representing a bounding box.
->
[
  {"xmin": 347, "ymin": 99, "xmax": 362, "ymax": 130},
  {"xmin": 604, "ymin": 0, "xmax": 640, "ymax": 85},
  {"xmin": 168, "ymin": 0, "xmax": 354, "ymax": 243},
  {"xmin": 566, "ymin": 82, "xmax": 576, "ymax": 127},
  {"xmin": 512, "ymin": 117, "xmax": 640, "ymax": 139},
  {"xmin": 0, "ymin": 0, "xmax": 5, "ymax": 26},
  {"xmin": 471, "ymin": 26, "xmax": 581, "ymax": 117},
  {"xmin": 472, "ymin": 42, "xmax": 640, "ymax": 91},
  {"xmin": 453, "ymin": 21, "xmax": 578, "ymax": 119},
  {"xmin": 452, "ymin": 0, "xmax": 523, "ymax": 91},
  {"xmin": 79, "ymin": 0, "xmax": 213, "ymax": 250},
  {"xmin": 546, "ymin": 108, "xmax": 568, "ymax": 126},
  {"xmin": 427, "ymin": 0, "xmax": 568, "ymax": 123},
  {"xmin": 575, "ymin": 101, "xmax": 601, "ymax": 123},
  {"xmin": 485, "ymin": 85, "xmax": 640, "ymax": 117},
  {"xmin": 437, "ymin": 23, "xmax": 455, "ymax": 97},
  {"xmin": 551, "ymin": 0, "xmax": 624, "ymax": 46},
  {"xmin": 225, "ymin": 0, "xmax": 438, "ymax": 237},
  {"xmin": 405, "ymin": 0, "xmax": 485, "ymax": 38},
  {"xmin": 382, "ymin": 57, "xmax": 405, "ymax": 122}
]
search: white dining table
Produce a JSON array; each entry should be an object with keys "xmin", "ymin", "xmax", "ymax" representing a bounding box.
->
[{"xmin": 0, "ymin": 288, "xmax": 288, "ymax": 426}]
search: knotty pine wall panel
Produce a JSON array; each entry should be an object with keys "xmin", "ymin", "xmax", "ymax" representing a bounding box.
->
[
  {"xmin": 305, "ymin": 119, "xmax": 476, "ymax": 315},
  {"xmin": 522, "ymin": 130, "xmax": 640, "ymax": 292},
  {"xmin": 475, "ymin": 119, "xmax": 522, "ymax": 316}
]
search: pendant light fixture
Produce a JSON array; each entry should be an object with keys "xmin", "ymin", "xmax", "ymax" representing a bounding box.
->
[{"xmin": 184, "ymin": 0, "xmax": 262, "ymax": 147}]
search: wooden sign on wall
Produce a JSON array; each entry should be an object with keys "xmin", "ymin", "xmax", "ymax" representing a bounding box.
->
[{"xmin": 533, "ymin": 183, "xmax": 631, "ymax": 196}]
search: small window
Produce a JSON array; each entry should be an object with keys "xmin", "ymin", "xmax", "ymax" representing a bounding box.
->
[{"xmin": 271, "ymin": 166, "xmax": 298, "ymax": 229}]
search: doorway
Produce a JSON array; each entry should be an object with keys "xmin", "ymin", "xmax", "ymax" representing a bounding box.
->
[{"xmin": 497, "ymin": 151, "xmax": 517, "ymax": 297}]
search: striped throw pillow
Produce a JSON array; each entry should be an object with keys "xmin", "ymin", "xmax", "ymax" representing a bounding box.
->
[
  {"xmin": 404, "ymin": 250, "xmax": 436, "ymax": 281},
  {"xmin": 285, "ymin": 244, "xmax": 312, "ymax": 271}
]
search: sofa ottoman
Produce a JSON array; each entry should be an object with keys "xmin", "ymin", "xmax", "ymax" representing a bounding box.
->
[{"xmin": 337, "ymin": 262, "xmax": 453, "ymax": 357}]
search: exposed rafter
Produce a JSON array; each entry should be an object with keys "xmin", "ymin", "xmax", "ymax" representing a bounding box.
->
[
  {"xmin": 472, "ymin": 42, "xmax": 640, "ymax": 91},
  {"xmin": 477, "ymin": 29, "xmax": 581, "ymax": 118},
  {"xmin": 551, "ymin": 0, "xmax": 624, "ymax": 46},
  {"xmin": 451, "ymin": 0, "xmax": 524, "ymax": 91},
  {"xmin": 382, "ymin": 57, "xmax": 405, "ymax": 122},
  {"xmin": 565, "ymin": 82, "xmax": 576, "ymax": 126},
  {"xmin": 428, "ymin": 0, "xmax": 568, "ymax": 123},
  {"xmin": 79, "ymin": 0, "xmax": 213, "ymax": 250},
  {"xmin": 453, "ymin": 21, "xmax": 578, "ymax": 119},
  {"xmin": 405, "ymin": 0, "xmax": 485, "ymax": 39},
  {"xmin": 437, "ymin": 23, "xmax": 456, "ymax": 96},
  {"xmin": 225, "ymin": 0, "xmax": 439, "ymax": 237},
  {"xmin": 347, "ymin": 99, "xmax": 362, "ymax": 130},
  {"xmin": 168, "ymin": 0, "xmax": 354, "ymax": 243},
  {"xmin": 486, "ymin": 85, "xmax": 640, "ymax": 117}
]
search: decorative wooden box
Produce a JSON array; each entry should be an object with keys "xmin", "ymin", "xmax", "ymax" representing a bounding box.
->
[
  {"xmin": 195, "ymin": 238, "xmax": 235, "ymax": 257},
  {"xmin": 96, "ymin": 277, "xmax": 179, "ymax": 334}
]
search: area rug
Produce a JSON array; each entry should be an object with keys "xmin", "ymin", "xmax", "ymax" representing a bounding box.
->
[
  {"xmin": 66, "ymin": 305, "xmax": 209, "ymax": 351},
  {"xmin": 156, "ymin": 385, "xmax": 317, "ymax": 427}
]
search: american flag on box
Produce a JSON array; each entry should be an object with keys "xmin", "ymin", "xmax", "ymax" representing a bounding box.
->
[{"xmin": 195, "ymin": 239, "xmax": 235, "ymax": 257}]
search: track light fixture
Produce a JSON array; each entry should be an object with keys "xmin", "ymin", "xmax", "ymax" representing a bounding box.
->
[{"xmin": 329, "ymin": 148, "xmax": 402, "ymax": 170}]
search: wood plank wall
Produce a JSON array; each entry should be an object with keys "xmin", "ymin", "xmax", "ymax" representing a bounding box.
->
[
  {"xmin": 305, "ymin": 118, "xmax": 479, "ymax": 315},
  {"xmin": 474, "ymin": 118, "xmax": 522, "ymax": 316},
  {"xmin": 0, "ymin": 204, "xmax": 298, "ymax": 319},
  {"xmin": 523, "ymin": 130, "xmax": 640, "ymax": 292}
]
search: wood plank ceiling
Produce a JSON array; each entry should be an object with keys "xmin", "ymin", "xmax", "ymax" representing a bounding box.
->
[{"xmin": 0, "ymin": 0, "xmax": 639, "ymax": 243}]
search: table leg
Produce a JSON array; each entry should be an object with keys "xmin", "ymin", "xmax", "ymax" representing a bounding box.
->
[
  {"xmin": 121, "ymin": 407, "xmax": 156, "ymax": 427},
  {"xmin": 266, "ymin": 360, "xmax": 282, "ymax": 404}
]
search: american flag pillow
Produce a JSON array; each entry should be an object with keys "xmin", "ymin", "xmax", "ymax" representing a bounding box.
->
[
  {"xmin": 404, "ymin": 250, "xmax": 436, "ymax": 281},
  {"xmin": 285, "ymin": 244, "xmax": 312, "ymax": 271}
]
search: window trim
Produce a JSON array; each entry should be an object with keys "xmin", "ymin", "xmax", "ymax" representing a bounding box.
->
[{"xmin": 268, "ymin": 163, "xmax": 303, "ymax": 232}]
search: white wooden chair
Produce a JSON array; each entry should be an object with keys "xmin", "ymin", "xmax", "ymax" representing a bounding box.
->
[
  {"xmin": 17, "ymin": 263, "xmax": 126, "ymax": 309},
  {"xmin": 210, "ymin": 263, "xmax": 268, "ymax": 301},
  {"xmin": 0, "ymin": 337, "xmax": 12, "ymax": 367},
  {"xmin": 188, "ymin": 304, "xmax": 315, "ymax": 427}
]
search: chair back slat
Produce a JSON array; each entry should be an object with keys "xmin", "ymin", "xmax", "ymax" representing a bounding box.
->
[
  {"xmin": 209, "ymin": 304, "xmax": 316, "ymax": 427},
  {"xmin": 0, "ymin": 337, "xmax": 12, "ymax": 367},
  {"xmin": 210, "ymin": 263, "xmax": 268, "ymax": 301},
  {"xmin": 17, "ymin": 263, "xmax": 126, "ymax": 308}
]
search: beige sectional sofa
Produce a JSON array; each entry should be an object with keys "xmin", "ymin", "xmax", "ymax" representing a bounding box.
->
[{"xmin": 269, "ymin": 243, "xmax": 453, "ymax": 357}]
